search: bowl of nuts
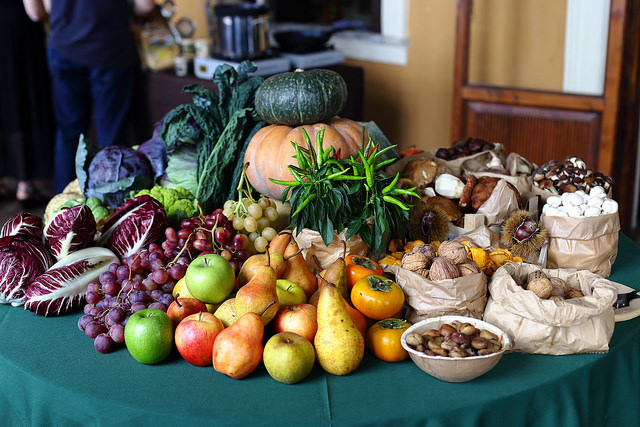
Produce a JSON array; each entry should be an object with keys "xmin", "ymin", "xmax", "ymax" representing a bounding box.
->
[{"xmin": 401, "ymin": 315, "xmax": 511, "ymax": 383}]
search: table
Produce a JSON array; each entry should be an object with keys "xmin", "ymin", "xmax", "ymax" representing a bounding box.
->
[{"xmin": 1, "ymin": 235, "xmax": 639, "ymax": 426}]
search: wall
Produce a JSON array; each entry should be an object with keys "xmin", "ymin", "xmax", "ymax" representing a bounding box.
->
[
  {"xmin": 344, "ymin": 0, "xmax": 457, "ymax": 153},
  {"xmin": 343, "ymin": 0, "xmax": 565, "ymax": 153}
]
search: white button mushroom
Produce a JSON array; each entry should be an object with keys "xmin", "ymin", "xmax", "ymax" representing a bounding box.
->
[
  {"xmin": 601, "ymin": 199, "xmax": 618, "ymax": 214},
  {"xmin": 546, "ymin": 195, "xmax": 562, "ymax": 208}
]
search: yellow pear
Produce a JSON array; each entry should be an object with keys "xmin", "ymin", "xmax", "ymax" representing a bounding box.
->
[
  {"xmin": 212, "ymin": 311, "xmax": 266, "ymax": 379},
  {"xmin": 214, "ymin": 298, "xmax": 238, "ymax": 327},
  {"xmin": 321, "ymin": 256, "xmax": 349, "ymax": 300},
  {"xmin": 281, "ymin": 238, "xmax": 317, "ymax": 298},
  {"xmin": 234, "ymin": 265, "xmax": 279, "ymax": 325},
  {"xmin": 314, "ymin": 283, "xmax": 364, "ymax": 376}
]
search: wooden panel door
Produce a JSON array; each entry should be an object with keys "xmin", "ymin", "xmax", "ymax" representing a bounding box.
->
[{"xmin": 450, "ymin": 0, "xmax": 640, "ymax": 232}]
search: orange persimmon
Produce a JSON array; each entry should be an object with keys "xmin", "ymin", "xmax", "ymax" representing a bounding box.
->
[{"xmin": 345, "ymin": 254, "xmax": 383, "ymax": 291}]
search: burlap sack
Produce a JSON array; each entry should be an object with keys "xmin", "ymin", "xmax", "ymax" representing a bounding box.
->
[
  {"xmin": 386, "ymin": 264, "xmax": 487, "ymax": 323},
  {"xmin": 541, "ymin": 212, "xmax": 619, "ymax": 277},
  {"xmin": 294, "ymin": 228, "xmax": 369, "ymax": 275},
  {"xmin": 483, "ymin": 263, "xmax": 617, "ymax": 355}
]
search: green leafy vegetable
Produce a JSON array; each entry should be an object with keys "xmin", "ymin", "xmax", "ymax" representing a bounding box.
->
[{"xmin": 161, "ymin": 61, "xmax": 266, "ymax": 212}]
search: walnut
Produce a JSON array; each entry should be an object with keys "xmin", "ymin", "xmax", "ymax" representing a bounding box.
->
[
  {"xmin": 437, "ymin": 240, "xmax": 468, "ymax": 264},
  {"xmin": 401, "ymin": 251, "xmax": 431, "ymax": 273},
  {"xmin": 458, "ymin": 259, "xmax": 482, "ymax": 276},
  {"xmin": 566, "ymin": 288, "xmax": 585, "ymax": 299},
  {"xmin": 428, "ymin": 257, "xmax": 461, "ymax": 281},
  {"xmin": 528, "ymin": 270, "xmax": 548, "ymax": 283},
  {"xmin": 410, "ymin": 244, "xmax": 437, "ymax": 261},
  {"xmin": 527, "ymin": 277, "xmax": 552, "ymax": 299},
  {"xmin": 549, "ymin": 277, "xmax": 570, "ymax": 297},
  {"xmin": 414, "ymin": 267, "xmax": 430, "ymax": 278}
]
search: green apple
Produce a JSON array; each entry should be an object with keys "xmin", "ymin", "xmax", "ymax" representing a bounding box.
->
[
  {"xmin": 276, "ymin": 279, "xmax": 307, "ymax": 307},
  {"xmin": 124, "ymin": 308, "xmax": 174, "ymax": 364},
  {"xmin": 263, "ymin": 332, "xmax": 316, "ymax": 384},
  {"xmin": 185, "ymin": 253, "xmax": 235, "ymax": 304}
]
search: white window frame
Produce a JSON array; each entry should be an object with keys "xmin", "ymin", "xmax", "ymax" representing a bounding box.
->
[{"xmin": 330, "ymin": 0, "xmax": 410, "ymax": 66}]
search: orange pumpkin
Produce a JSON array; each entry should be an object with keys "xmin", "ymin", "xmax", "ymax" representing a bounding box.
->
[{"xmin": 244, "ymin": 116, "xmax": 366, "ymax": 200}]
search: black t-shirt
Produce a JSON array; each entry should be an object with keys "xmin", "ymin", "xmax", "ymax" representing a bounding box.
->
[{"xmin": 49, "ymin": 0, "xmax": 137, "ymax": 69}]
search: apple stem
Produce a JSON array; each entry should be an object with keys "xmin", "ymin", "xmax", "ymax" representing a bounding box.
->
[{"xmin": 176, "ymin": 294, "xmax": 183, "ymax": 308}]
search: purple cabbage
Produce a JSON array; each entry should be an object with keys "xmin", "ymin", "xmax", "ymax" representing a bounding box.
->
[
  {"xmin": 24, "ymin": 247, "xmax": 119, "ymax": 316},
  {"xmin": 137, "ymin": 136, "xmax": 167, "ymax": 180},
  {"xmin": 97, "ymin": 195, "xmax": 167, "ymax": 258},
  {"xmin": 85, "ymin": 145, "xmax": 154, "ymax": 208},
  {"xmin": 44, "ymin": 205, "xmax": 97, "ymax": 261},
  {"xmin": 0, "ymin": 212, "xmax": 44, "ymax": 239},
  {"xmin": 0, "ymin": 236, "xmax": 54, "ymax": 306}
]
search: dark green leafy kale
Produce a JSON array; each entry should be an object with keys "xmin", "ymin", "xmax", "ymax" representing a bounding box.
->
[{"xmin": 161, "ymin": 60, "xmax": 266, "ymax": 212}]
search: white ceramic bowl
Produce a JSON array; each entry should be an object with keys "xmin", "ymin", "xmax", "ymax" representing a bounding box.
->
[{"xmin": 400, "ymin": 315, "xmax": 511, "ymax": 383}]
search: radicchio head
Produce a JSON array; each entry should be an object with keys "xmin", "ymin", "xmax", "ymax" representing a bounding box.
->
[
  {"xmin": 97, "ymin": 195, "xmax": 167, "ymax": 258},
  {"xmin": 24, "ymin": 247, "xmax": 119, "ymax": 316},
  {"xmin": 0, "ymin": 236, "xmax": 53, "ymax": 306},
  {"xmin": 44, "ymin": 204, "xmax": 97, "ymax": 261},
  {"xmin": 0, "ymin": 212, "xmax": 44, "ymax": 239}
]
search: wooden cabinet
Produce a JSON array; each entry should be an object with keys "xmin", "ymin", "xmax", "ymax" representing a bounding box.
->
[{"xmin": 450, "ymin": 0, "xmax": 640, "ymax": 233}]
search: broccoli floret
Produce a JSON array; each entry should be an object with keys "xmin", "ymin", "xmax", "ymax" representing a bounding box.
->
[
  {"xmin": 131, "ymin": 185, "xmax": 197, "ymax": 226},
  {"xmin": 168, "ymin": 198, "xmax": 198, "ymax": 226}
]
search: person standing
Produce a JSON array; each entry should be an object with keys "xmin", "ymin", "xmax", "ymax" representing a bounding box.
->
[
  {"xmin": 25, "ymin": 0, "xmax": 155, "ymax": 193},
  {"xmin": 0, "ymin": 0, "xmax": 54, "ymax": 206}
]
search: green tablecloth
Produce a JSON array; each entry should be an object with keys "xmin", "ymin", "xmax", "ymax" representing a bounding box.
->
[{"xmin": 1, "ymin": 235, "xmax": 639, "ymax": 427}]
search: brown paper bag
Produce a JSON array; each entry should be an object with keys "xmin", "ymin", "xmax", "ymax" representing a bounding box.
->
[
  {"xmin": 541, "ymin": 212, "xmax": 620, "ymax": 277},
  {"xmin": 441, "ymin": 143, "xmax": 505, "ymax": 176},
  {"xmin": 483, "ymin": 263, "xmax": 617, "ymax": 355},
  {"xmin": 388, "ymin": 265, "xmax": 487, "ymax": 323},
  {"xmin": 475, "ymin": 179, "xmax": 521, "ymax": 225},
  {"xmin": 294, "ymin": 228, "xmax": 369, "ymax": 275}
]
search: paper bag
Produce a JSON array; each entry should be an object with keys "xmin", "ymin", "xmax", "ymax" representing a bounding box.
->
[
  {"xmin": 294, "ymin": 228, "xmax": 369, "ymax": 275},
  {"xmin": 441, "ymin": 143, "xmax": 505, "ymax": 176},
  {"xmin": 483, "ymin": 263, "xmax": 617, "ymax": 355},
  {"xmin": 541, "ymin": 212, "xmax": 619, "ymax": 277},
  {"xmin": 389, "ymin": 265, "xmax": 487, "ymax": 323},
  {"xmin": 475, "ymin": 179, "xmax": 521, "ymax": 225}
]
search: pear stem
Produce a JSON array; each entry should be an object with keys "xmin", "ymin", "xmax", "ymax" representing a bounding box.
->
[
  {"xmin": 283, "ymin": 246, "xmax": 304, "ymax": 261},
  {"xmin": 260, "ymin": 300, "xmax": 277, "ymax": 317}
]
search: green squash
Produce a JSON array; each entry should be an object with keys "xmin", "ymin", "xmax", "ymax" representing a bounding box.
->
[{"xmin": 254, "ymin": 69, "xmax": 348, "ymax": 126}]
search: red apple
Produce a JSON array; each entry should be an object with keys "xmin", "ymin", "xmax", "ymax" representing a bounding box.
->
[
  {"xmin": 175, "ymin": 311, "xmax": 224, "ymax": 366},
  {"xmin": 271, "ymin": 304, "xmax": 317, "ymax": 342},
  {"xmin": 167, "ymin": 297, "xmax": 208, "ymax": 327}
]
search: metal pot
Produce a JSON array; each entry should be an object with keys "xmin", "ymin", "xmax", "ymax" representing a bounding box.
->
[{"xmin": 214, "ymin": 3, "xmax": 270, "ymax": 60}]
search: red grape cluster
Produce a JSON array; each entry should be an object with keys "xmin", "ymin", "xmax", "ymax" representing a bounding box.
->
[
  {"xmin": 161, "ymin": 209, "xmax": 250, "ymax": 272},
  {"xmin": 78, "ymin": 242, "xmax": 183, "ymax": 354}
]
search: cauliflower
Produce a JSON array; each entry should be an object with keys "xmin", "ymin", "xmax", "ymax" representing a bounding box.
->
[{"xmin": 131, "ymin": 186, "xmax": 197, "ymax": 227}]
